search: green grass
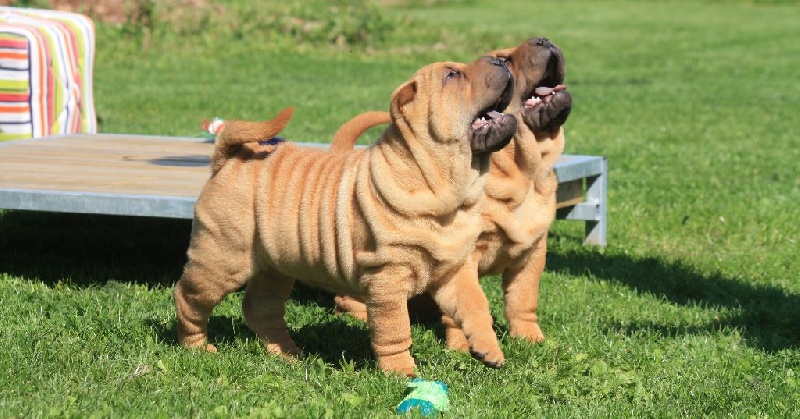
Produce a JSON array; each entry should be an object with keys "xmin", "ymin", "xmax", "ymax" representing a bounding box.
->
[{"xmin": 2, "ymin": 0, "xmax": 800, "ymax": 416}]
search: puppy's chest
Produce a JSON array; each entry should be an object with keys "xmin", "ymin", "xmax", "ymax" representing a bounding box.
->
[
  {"xmin": 475, "ymin": 190, "xmax": 554, "ymax": 272},
  {"xmin": 476, "ymin": 224, "xmax": 537, "ymax": 273},
  {"xmin": 401, "ymin": 210, "xmax": 483, "ymax": 265}
]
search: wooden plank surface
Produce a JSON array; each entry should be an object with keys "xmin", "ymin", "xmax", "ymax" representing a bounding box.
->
[
  {"xmin": 0, "ymin": 134, "xmax": 605, "ymax": 219},
  {"xmin": 0, "ymin": 134, "xmax": 212, "ymax": 198}
]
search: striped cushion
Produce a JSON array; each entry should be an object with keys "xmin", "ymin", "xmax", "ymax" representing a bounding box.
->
[{"xmin": 0, "ymin": 7, "xmax": 95, "ymax": 141}]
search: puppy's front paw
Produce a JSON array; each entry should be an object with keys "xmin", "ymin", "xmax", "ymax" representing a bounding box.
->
[
  {"xmin": 467, "ymin": 337, "xmax": 505, "ymax": 368},
  {"xmin": 179, "ymin": 335, "xmax": 218, "ymax": 353},
  {"xmin": 377, "ymin": 352, "xmax": 417, "ymax": 377},
  {"xmin": 266, "ymin": 341, "xmax": 303, "ymax": 358},
  {"xmin": 469, "ymin": 349, "xmax": 505, "ymax": 368},
  {"xmin": 510, "ymin": 322, "xmax": 545, "ymax": 345}
]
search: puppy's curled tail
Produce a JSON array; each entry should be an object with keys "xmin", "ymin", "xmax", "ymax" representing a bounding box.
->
[
  {"xmin": 330, "ymin": 111, "xmax": 391, "ymax": 153},
  {"xmin": 211, "ymin": 107, "xmax": 294, "ymax": 175}
]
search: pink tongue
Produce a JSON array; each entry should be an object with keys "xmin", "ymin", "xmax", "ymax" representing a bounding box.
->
[
  {"xmin": 487, "ymin": 110, "xmax": 503, "ymax": 119},
  {"xmin": 534, "ymin": 84, "xmax": 567, "ymax": 97}
]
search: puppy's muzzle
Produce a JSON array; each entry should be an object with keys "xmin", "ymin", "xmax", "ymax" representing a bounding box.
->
[
  {"xmin": 469, "ymin": 57, "xmax": 517, "ymax": 155},
  {"xmin": 522, "ymin": 38, "xmax": 572, "ymax": 133}
]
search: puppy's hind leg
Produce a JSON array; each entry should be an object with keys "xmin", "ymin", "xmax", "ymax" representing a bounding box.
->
[
  {"xmin": 242, "ymin": 270, "xmax": 302, "ymax": 357},
  {"xmin": 174, "ymin": 218, "xmax": 257, "ymax": 352},
  {"xmin": 430, "ymin": 262, "xmax": 505, "ymax": 368},
  {"xmin": 333, "ymin": 294, "xmax": 369, "ymax": 322},
  {"xmin": 174, "ymin": 250, "xmax": 255, "ymax": 353}
]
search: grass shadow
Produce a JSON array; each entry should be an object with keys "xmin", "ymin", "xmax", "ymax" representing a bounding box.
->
[
  {"xmin": 546, "ymin": 246, "xmax": 800, "ymax": 352},
  {"xmin": 283, "ymin": 284, "xmax": 447, "ymax": 369},
  {"xmin": 292, "ymin": 318, "xmax": 374, "ymax": 369},
  {"xmin": 0, "ymin": 211, "xmax": 191, "ymax": 287},
  {"xmin": 0, "ymin": 211, "xmax": 431, "ymax": 371},
  {"xmin": 144, "ymin": 300, "xmax": 376, "ymax": 370},
  {"xmin": 145, "ymin": 314, "xmax": 254, "ymax": 348}
]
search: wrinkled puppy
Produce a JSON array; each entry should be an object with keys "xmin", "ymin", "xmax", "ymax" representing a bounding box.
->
[
  {"xmin": 173, "ymin": 56, "xmax": 517, "ymax": 376},
  {"xmin": 332, "ymin": 37, "xmax": 573, "ymax": 349}
]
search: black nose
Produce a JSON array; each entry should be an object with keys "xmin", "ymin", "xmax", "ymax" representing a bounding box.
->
[{"xmin": 531, "ymin": 37, "xmax": 553, "ymax": 49}]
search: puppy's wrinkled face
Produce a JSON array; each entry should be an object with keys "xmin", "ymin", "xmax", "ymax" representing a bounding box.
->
[
  {"xmin": 492, "ymin": 37, "xmax": 572, "ymax": 133},
  {"xmin": 390, "ymin": 57, "xmax": 517, "ymax": 156}
]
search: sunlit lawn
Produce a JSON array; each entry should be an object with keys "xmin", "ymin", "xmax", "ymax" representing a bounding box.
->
[{"xmin": 1, "ymin": 0, "xmax": 798, "ymax": 416}]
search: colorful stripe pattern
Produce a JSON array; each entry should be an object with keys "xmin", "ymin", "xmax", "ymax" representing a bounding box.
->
[{"xmin": 0, "ymin": 7, "xmax": 95, "ymax": 141}]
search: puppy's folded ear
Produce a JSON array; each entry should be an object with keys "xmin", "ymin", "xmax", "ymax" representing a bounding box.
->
[
  {"xmin": 488, "ymin": 47, "xmax": 514, "ymax": 61},
  {"xmin": 391, "ymin": 80, "xmax": 417, "ymax": 117}
]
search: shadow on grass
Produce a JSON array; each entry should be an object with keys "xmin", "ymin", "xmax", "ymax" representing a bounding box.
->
[
  {"xmin": 547, "ymin": 247, "xmax": 800, "ymax": 352},
  {"xmin": 143, "ymin": 294, "xmax": 375, "ymax": 369},
  {"xmin": 0, "ymin": 211, "xmax": 191, "ymax": 287},
  {"xmin": 144, "ymin": 315, "xmax": 252, "ymax": 348},
  {"xmin": 291, "ymin": 317, "xmax": 374, "ymax": 368},
  {"xmin": 0, "ymin": 211, "xmax": 407, "ymax": 371},
  {"xmin": 3, "ymin": 211, "xmax": 797, "ymax": 356}
]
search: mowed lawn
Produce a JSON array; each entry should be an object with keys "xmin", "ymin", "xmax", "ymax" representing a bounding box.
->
[{"xmin": 1, "ymin": 0, "xmax": 799, "ymax": 417}]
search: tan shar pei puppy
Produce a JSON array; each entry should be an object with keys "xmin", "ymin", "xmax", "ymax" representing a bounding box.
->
[
  {"xmin": 332, "ymin": 37, "xmax": 572, "ymax": 350},
  {"xmin": 174, "ymin": 56, "xmax": 518, "ymax": 376}
]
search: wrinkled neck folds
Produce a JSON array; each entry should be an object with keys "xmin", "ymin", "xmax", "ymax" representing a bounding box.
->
[{"xmin": 366, "ymin": 124, "xmax": 486, "ymax": 218}]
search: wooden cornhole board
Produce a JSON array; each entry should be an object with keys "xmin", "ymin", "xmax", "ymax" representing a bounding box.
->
[{"xmin": 0, "ymin": 133, "xmax": 607, "ymax": 245}]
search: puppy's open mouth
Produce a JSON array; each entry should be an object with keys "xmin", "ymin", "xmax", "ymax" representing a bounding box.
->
[
  {"xmin": 471, "ymin": 110, "xmax": 506, "ymax": 131},
  {"xmin": 525, "ymin": 84, "xmax": 567, "ymax": 109},
  {"xmin": 469, "ymin": 78, "xmax": 516, "ymax": 155},
  {"xmin": 472, "ymin": 75, "xmax": 514, "ymax": 133},
  {"xmin": 523, "ymin": 53, "xmax": 566, "ymax": 111},
  {"xmin": 521, "ymin": 54, "xmax": 572, "ymax": 133}
]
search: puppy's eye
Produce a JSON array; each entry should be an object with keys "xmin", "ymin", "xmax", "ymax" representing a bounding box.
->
[{"xmin": 445, "ymin": 69, "xmax": 460, "ymax": 80}]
